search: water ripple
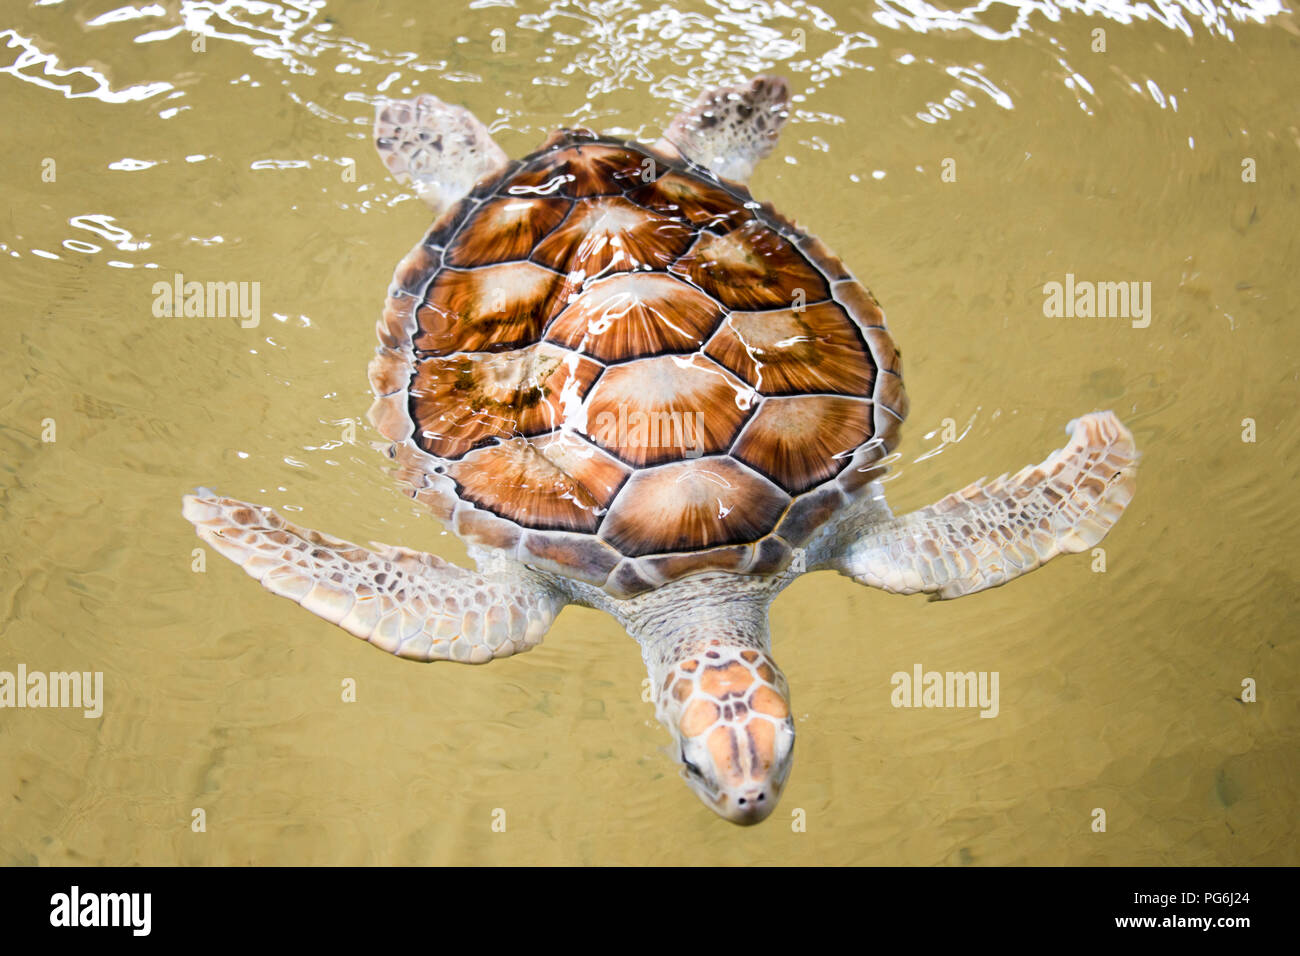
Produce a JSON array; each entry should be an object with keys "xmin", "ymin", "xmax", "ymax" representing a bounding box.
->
[{"xmin": 3, "ymin": 0, "xmax": 1286, "ymax": 121}]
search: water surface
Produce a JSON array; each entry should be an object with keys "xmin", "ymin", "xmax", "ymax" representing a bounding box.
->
[{"xmin": 1, "ymin": 0, "xmax": 1296, "ymax": 864}]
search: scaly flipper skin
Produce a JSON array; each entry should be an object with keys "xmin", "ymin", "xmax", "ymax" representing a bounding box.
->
[
  {"xmin": 833, "ymin": 411, "xmax": 1138, "ymax": 599},
  {"xmin": 655, "ymin": 75, "xmax": 791, "ymax": 183},
  {"xmin": 182, "ymin": 491, "xmax": 565, "ymax": 663},
  {"xmin": 374, "ymin": 93, "xmax": 509, "ymax": 217}
]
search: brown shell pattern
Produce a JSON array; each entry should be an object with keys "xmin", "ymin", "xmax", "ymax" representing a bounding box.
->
[{"xmin": 370, "ymin": 130, "xmax": 907, "ymax": 597}]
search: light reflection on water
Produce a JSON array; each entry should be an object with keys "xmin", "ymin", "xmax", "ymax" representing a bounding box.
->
[
  {"xmin": 1, "ymin": 0, "xmax": 1287, "ymax": 270},
  {"xmin": 3, "ymin": 0, "xmax": 1288, "ymax": 113}
]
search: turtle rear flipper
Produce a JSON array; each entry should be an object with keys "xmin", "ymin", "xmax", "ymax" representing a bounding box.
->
[
  {"xmin": 182, "ymin": 492, "xmax": 565, "ymax": 663},
  {"xmin": 835, "ymin": 411, "xmax": 1138, "ymax": 599},
  {"xmin": 374, "ymin": 93, "xmax": 509, "ymax": 217},
  {"xmin": 655, "ymin": 74, "xmax": 790, "ymax": 184}
]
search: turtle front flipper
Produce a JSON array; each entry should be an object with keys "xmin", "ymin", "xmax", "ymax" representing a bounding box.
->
[
  {"xmin": 654, "ymin": 75, "xmax": 790, "ymax": 184},
  {"xmin": 182, "ymin": 492, "xmax": 565, "ymax": 663},
  {"xmin": 374, "ymin": 93, "xmax": 509, "ymax": 217},
  {"xmin": 835, "ymin": 411, "xmax": 1138, "ymax": 600}
]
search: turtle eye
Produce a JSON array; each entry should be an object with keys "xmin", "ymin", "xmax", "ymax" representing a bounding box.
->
[{"xmin": 681, "ymin": 752, "xmax": 703, "ymax": 777}]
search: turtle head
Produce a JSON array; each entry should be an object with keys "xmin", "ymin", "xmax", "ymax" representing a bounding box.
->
[{"xmin": 655, "ymin": 646, "xmax": 795, "ymax": 825}]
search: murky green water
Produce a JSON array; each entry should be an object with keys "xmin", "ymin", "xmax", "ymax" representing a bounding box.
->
[{"xmin": 1, "ymin": 0, "xmax": 1296, "ymax": 864}]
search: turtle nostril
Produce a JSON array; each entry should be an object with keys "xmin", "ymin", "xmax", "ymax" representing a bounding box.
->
[
  {"xmin": 756, "ymin": 793, "xmax": 765, "ymax": 802},
  {"xmin": 737, "ymin": 797, "xmax": 746, "ymax": 806}
]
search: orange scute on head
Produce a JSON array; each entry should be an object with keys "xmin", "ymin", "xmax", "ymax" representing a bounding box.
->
[
  {"xmin": 746, "ymin": 717, "xmax": 776, "ymax": 774},
  {"xmin": 755, "ymin": 661, "xmax": 776, "ymax": 684},
  {"xmin": 680, "ymin": 699, "xmax": 719, "ymax": 737},
  {"xmin": 750, "ymin": 684, "xmax": 789, "ymax": 719},
  {"xmin": 672, "ymin": 679, "xmax": 692, "ymax": 702},
  {"xmin": 699, "ymin": 661, "xmax": 754, "ymax": 699},
  {"xmin": 707, "ymin": 726, "xmax": 744, "ymax": 786}
]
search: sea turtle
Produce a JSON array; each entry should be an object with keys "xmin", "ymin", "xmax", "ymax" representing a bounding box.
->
[{"xmin": 183, "ymin": 76, "xmax": 1138, "ymax": 825}]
